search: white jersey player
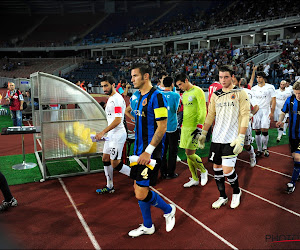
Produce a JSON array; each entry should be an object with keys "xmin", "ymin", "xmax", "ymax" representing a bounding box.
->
[
  {"xmin": 240, "ymin": 78, "xmax": 259, "ymax": 167},
  {"xmin": 275, "ymin": 80, "xmax": 292, "ymax": 142},
  {"xmin": 95, "ymin": 76, "xmax": 131, "ymax": 194},
  {"xmin": 251, "ymin": 72, "xmax": 276, "ymax": 157}
]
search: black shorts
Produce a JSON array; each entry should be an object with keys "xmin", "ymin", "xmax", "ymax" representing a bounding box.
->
[
  {"xmin": 289, "ymin": 138, "xmax": 300, "ymax": 154},
  {"xmin": 208, "ymin": 142, "xmax": 235, "ymax": 165},
  {"xmin": 130, "ymin": 158, "xmax": 160, "ymax": 187}
]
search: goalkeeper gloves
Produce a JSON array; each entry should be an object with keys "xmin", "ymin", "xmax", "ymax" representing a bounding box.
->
[
  {"xmin": 230, "ymin": 134, "xmax": 245, "ymax": 155},
  {"xmin": 198, "ymin": 130, "xmax": 208, "ymax": 149},
  {"xmin": 191, "ymin": 124, "xmax": 203, "ymax": 140}
]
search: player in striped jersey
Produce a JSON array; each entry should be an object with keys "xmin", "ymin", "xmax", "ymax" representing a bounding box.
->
[
  {"xmin": 198, "ymin": 65, "xmax": 250, "ymax": 209},
  {"xmin": 128, "ymin": 63, "xmax": 176, "ymax": 237},
  {"xmin": 276, "ymin": 80, "xmax": 300, "ymax": 194},
  {"xmin": 95, "ymin": 76, "xmax": 131, "ymax": 194}
]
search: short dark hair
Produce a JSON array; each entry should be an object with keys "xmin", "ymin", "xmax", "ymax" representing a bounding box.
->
[
  {"xmin": 218, "ymin": 65, "xmax": 234, "ymax": 76},
  {"xmin": 257, "ymin": 71, "xmax": 266, "ymax": 79},
  {"xmin": 285, "ymin": 78, "xmax": 291, "ymax": 83},
  {"xmin": 163, "ymin": 76, "xmax": 173, "ymax": 87},
  {"xmin": 101, "ymin": 75, "xmax": 116, "ymax": 85},
  {"xmin": 235, "ymin": 75, "xmax": 241, "ymax": 83},
  {"xmin": 158, "ymin": 71, "xmax": 167, "ymax": 79},
  {"xmin": 175, "ymin": 73, "xmax": 189, "ymax": 83},
  {"xmin": 120, "ymin": 79, "xmax": 127, "ymax": 84},
  {"xmin": 131, "ymin": 63, "xmax": 153, "ymax": 79}
]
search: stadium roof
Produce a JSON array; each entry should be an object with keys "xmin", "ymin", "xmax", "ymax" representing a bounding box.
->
[{"xmin": 0, "ymin": 0, "xmax": 181, "ymax": 15}]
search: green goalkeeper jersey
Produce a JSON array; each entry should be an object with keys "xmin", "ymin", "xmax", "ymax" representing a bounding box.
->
[{"xmin": 182, "ymin": 86, "xmax": 207, "ymax": 128}]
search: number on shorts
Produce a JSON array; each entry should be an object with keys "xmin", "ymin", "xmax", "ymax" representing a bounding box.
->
[
  {"xmin": 141, "ymin": 167, "xmax": 149, "ymax": 179},
  {"xmin": 209, "ymin": 152, "xmax": 215, "ymax": 161}
]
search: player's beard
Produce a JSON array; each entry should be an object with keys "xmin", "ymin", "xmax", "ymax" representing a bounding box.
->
[{"xmin": 106, "ymin": 87, "xmax": 113, "ymax": 96}]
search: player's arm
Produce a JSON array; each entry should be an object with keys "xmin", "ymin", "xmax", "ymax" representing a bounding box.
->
[
  {"xmin": 196, "ymin": 88, "xmax": 207, "ymax": 125},
  {"xmin": 95, "ymin": 106, "xmax": 123, "ymax": 140},
  {"xmin": 238, "ymin": 90, "xmax": 250, "ymax": 134},
  {"xmin": 123, "ymin": 84, "xmax": 131, "ymax": 96},
  {"xmin": 125, "ymin": 105, "xmax": 134, "ymax": 121},
  {"xmin": 276, "ymin": 98, "xmax": 289, "ymax": 127},
  {"xmin": 251, "ymin": 104, "xmax": 259, "ymax": 117},
  {"xmin": 198, "ymin": 93, "xmax": 216, "ymax": 149},
  {"xmin": 248, "ymin": 65, "xmax": 257, "ymax": 88},
  {"xmin": 269, "ymin": 96, "xmax": 276, "ymax": 121}
]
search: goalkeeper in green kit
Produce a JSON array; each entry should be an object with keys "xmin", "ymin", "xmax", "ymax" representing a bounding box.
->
[{"xmin": 175, "ymin": 73, "xmax": 208, "ymax": 188}]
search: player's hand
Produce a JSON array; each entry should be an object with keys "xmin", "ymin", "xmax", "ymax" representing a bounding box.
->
[
  {"xmin": 191, "ymin": 124, "xmax": 203, "ymax": 140},
  {"xmin": 230, "ymin": 134, "xmax": 245, "ymax": 155},
  {"xmin": 269, "ymin": 112, "xmax": 274, "ymax": 121},
  {"xmin": 138, "ymin": 152, "xmax": 151, "ymax": 166},
  {"xmin": 20, "ymin": 105, "xmax": 23, "ymax": 111},
  {"xmin": 95, "ymin": 131, "xmax": 105, "ymax": 140},
  {"xmin": 276, "ymin": 121, "xmax": 283, "ymax": 128},
  {"xmin": 198, "ymin": 130, "xmax": 208, "ymax": 149},
  {"xmin": 249, "ymin": 113, "xmax": 253, "ymax": 121}
]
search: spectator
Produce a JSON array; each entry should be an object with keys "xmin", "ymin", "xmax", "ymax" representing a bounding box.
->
[{"xmin": 4, "ymin": 82, "xmax": 24, "ymax": 126}]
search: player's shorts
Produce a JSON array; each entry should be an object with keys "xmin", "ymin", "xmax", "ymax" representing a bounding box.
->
[
  {"xmin": 103, "ymin": 132, "xmax": 126, "ymax": 160},
  {"xmin": 208, "ymin": 142, "xmax": 237, "ymax": 167},
  {"xmin": 252, "ymin": 108, "xmax": 271, "ymax": 130},
  {"xmin": 130, "ymin": 158, "xmax": 160, "ymax": 187},
  {"xmin": 179, "ymin": 126, "xmax": 198, "ymax": 150},
  {"xmin": 244, "ymin": 121, "xmax": 253, "ymax": 146},
  {"xmin": 289, "ymin": 138, "xmax": 300, "ymax": 154}
]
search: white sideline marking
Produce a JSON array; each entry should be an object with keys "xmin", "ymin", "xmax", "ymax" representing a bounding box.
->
[
  {"xmin": 268, "ymin": 150, "xmax": 293, "ymax": 158},
  {"xmin": 151, "ymin": 187, "xmax": 238, "ymax": 250},
  {"xmin": 59, "ymin": 178, "xmax": 101, "ymax": 250},
  {"xmin": 237, "ymin": 158, "xmax": 291, "ymax": 178},
  {"xmin": 180, "ymin": 161, "xmax": 300, "ymax": 217}
]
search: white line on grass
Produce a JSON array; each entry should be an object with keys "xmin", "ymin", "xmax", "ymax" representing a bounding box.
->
[
  {"xmin": 237, "ymin": 158, "xmax": 291, "ymax": 178},
  {"xmin": 180, "ymin": 161, "xmax": 300, "ymax": 217},
  {"xmin": 268, "ymin": 150, "xmax": 293, "ymax": 158},
  {"xmin": 151, "ymin": 187, "xmax": 238, "ymax": 250},
  {"xmin": 59, "ymin": 178, "xmax": 101, "ymax": 250}
]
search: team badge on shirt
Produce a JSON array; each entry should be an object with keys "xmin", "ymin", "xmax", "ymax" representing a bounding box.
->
[
  {"xmin": 188, "ymin": 96, "xmax": 193, "ymax": 102},
  {"xmin": 231, "ymin": 94, "xmax": 236, "ymax": 99},
  {"xmin": 142, "ymin": 98, "xmax": 147, "ymax": 106}
]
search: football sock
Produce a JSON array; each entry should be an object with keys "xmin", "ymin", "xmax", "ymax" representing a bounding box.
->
[
  {"xmin": 103, "ymin": 162, "xmax": 114, "ymax": 189},
  {"xmin": 291, "ymin": 162, "xmax": 300, "ymax": 185},
  {"xmin": 0, "ymin": 172, "xmax": 13, "ymax": 202},
  {"xmin": 246, "ymin": 145, "xmax": 255, "ymax": 158},
  {"xmin": 213, "ymin": 168, "xmax": 227, "ymax": 198},
  {"xmin": 224, "ymin": 168, "xmax": 240, "ymax": 194},
  {"xmin": 149, "ymin": 191, "xmax": 172, "ymax": 214},
  {"xmin": 255, "ymin": 133, "xmax": 262, "ymax": 152},
  {"xmin": 262, "ymin": 132, "xmax": 269, "ymax": 150},
  {"xmin": 283, "ymin": 123, "xmax": 288, "ymax": 134},
  {"xmin": 278, "ymin": 128, "xmax": 284, "ymax": 138},
  {"xmin": 114, "ymin": 162, "xmax": 131, "ymax": 176},
  {"xmin": 138, "ymin": 200, "xmax": 152, "ymax": 228},
  {"xmin": 187, "ymin": 156, "xmax": 199, "ymax": 181}
]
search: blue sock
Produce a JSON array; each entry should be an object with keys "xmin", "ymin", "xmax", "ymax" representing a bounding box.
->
[
  {"xmin": 291, "ymin": 162, "xmax": 300, "ymax": 185},
  {"xmin": 149, "ymin": 191, "xmax": 172, "ymax": 214},
  {"xmin": 138, "ymin": 200, "xmax": 152, "ymax": 228}
]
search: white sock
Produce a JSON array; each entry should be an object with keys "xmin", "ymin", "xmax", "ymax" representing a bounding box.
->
[
  {"xmin": 119, "ymin": 164, "xmax": 131, "ymax": 176},
  {"xmin": 262, "ymin": 135, "xmax": 269, "ymax": 150},
  {"xmin": 247, "ymin": 145, "xmax": 255, "ymax": 158},
  {"xmin": 283, "ymin": 123, "xmax": 288, "ymax": 133},
  {"xmin": 104, "ymin": 165, "xmax": 114, "ymax": 188},
  {"xmin": 255, "ymin": 134, "xmax": 262, "ymax": 152},
  {"xmin": 278, "ymin": 128, "xmax": 284, "ymax": 138}
]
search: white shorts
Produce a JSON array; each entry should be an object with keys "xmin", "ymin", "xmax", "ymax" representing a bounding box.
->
[
  {"xmin": 103, "ymin": 132, "xmax": 127, "ymax": 160},
  {"xmin": 252, "ymin": 109, "xmax": 270, "ymax": 130},
  {"xmin": 244, "ymin": 121, "xmax": 253, "ymax": 146}
]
